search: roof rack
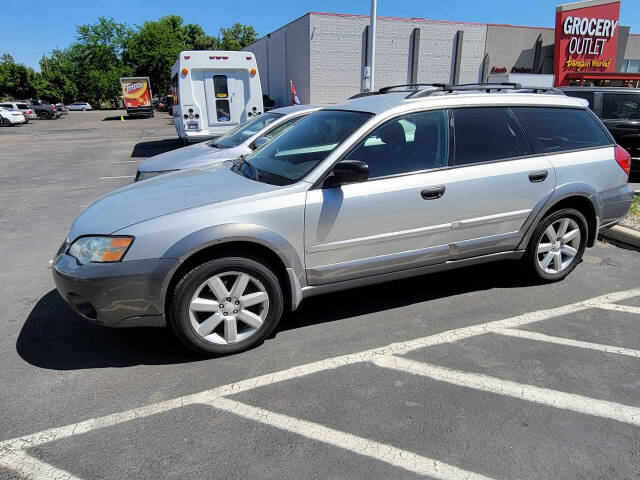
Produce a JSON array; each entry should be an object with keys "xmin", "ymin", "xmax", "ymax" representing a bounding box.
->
[
  {"xmin": 379, "ymin": 83, "xmax": 452, "ymax": 94},
  {"xmin": 348, "ymin": 82, "xmax": 565, "ymax": 101}
]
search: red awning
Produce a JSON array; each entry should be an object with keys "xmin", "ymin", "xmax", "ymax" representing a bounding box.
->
[{"xmin": 566, "ymin": 72, "xmax": 640, "ymax": 81}]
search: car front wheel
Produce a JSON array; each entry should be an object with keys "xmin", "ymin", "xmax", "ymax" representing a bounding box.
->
[
  {"xmin": 524, "ymin": 208, "xmax": 587, "ymax": 282},
  {"xmin": 168, "ymin": 256, "xmax": 284, "ymax": 355}
]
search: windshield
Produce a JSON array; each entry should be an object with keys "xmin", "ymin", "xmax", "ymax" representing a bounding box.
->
[
  {"xmin": 242, "ymin": 110, "xmax": 372, "ymax": 185},
  {"xmin": 211, "ymin": 112, "xmax": 284, "ymax": 149}
]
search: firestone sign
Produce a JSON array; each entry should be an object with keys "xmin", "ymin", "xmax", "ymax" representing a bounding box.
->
[{"xmin": 554, "ymin": 0, "xmax": 621, "ymax": 86}]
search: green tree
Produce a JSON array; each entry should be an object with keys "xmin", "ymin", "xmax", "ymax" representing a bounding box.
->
[
  {"xmin": 219, "ymin": 23, "xmax": 258, "ymax": 50},
  {"xmin": 72, "ymin": 17, "xmax": 133, "ymax": 105},
  {"xmin": 0, "ymin": 54, "xmax": 37, "ymax": 100}
]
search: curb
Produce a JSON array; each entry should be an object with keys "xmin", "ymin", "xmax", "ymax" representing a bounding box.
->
[{"xmin": 599, "ymin": 225, "xmax": 640, "ymax": 249}]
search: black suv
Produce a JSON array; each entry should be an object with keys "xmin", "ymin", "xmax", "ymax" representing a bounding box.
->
[{"xmin": 561, "ymin": 87, "xmax": 640, "ymax": 175}]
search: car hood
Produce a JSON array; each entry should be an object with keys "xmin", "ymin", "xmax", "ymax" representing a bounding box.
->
[
  {"xmin": 138, "ymin": 142, "xmax": 247, "ymax": 172},
  {"xmin": 68, "ymin": 164, "xmax": 277, "ymax": 239}
]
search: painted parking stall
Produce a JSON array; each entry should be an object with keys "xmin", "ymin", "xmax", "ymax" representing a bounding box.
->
[{"xmin": 2, "ymin": 286, "xmax": 639, "ymax": 479}]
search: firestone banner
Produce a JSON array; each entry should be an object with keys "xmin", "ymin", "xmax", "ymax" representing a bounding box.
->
[{"xmin": 554, "ymin": 0, "xmax": 621, "ymax": 86}]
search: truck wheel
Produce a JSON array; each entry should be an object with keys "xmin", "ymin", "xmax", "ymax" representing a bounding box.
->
[
  {"xmin": 168, "ymin": 256, "xmax": 284, "ymax": 355},
  {"xmin": 38, "ymin": 111, "xmax": 51, "ymax": 120}
]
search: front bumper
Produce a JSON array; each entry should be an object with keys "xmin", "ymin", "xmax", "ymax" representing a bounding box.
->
[{"xmin": 53, "ymin": 253, "xmax": 177, "ymax": 327}]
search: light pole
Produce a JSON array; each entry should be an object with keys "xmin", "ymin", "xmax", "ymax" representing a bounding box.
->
[{"xmin": 368, "ymin": 0, "xmax": 377, "ymax": 92}]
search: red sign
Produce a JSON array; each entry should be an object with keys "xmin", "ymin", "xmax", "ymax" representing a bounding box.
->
[{"xmin": 554, "ymin": 0, "xmax": 620, "ymax": 86}]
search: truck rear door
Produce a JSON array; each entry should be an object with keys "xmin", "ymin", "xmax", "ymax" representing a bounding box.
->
[{"xmin": 203, "ymin": 72, "xmax": 243, "ymax": 127}]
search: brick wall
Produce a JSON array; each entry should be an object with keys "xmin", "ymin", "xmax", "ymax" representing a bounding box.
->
[{"xmin": 308, "ymin": 13, "xmax": 488, "ymax": 104}]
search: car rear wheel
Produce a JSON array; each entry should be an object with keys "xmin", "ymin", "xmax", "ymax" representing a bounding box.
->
[
  {"xmin": 168, "ymin": 256, "xmax": 284, "ymax": 355},
  {"xmin": 0, "ymin": 117, "xmax": 9, "ymax": 127},
  {"xmin": 524, "ymin": 208, "xmax": 587, "ymax": 282}
]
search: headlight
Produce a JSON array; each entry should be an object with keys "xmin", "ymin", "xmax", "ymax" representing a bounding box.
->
[
  {"xmin": 136, "ymin": 170, "xmax": 173, "ymax": 182},
  {"xmin": 68, "ymin": 236, "xmax": 133, "ymax": 264}
]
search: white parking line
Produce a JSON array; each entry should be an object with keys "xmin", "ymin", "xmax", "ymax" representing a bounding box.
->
[
  {"xmin": 492, "ymin": 328, "xmax": 640, "ymax": 358},
  {"xmin": 595, "ymin": 303, "xmax": 640, "ymax": 315},
  {"xmin": 98, "ymin": 175, "xmax": 135, "ymax": 179},
  {"xmin": 0, "ymin": 287, "xmax": 638, "ymax": 479},
  {"xmin": 371, "ymin": 355, "xmax": 640, "ymax": 427},
  {"xmin": 111, "ymin": 160, "xmax": 139, "ymax": 164},
  {"xmin": 210, "ymin": 397, "xmax": 496, "ymax": 480}
]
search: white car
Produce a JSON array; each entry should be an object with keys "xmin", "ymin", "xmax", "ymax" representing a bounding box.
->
[
  {"xmin": 0, "ymin": 101, "xmax": 36, "ymax": 121},
  {"xmin": 0, "ymin": 107, "xmax": 27, "ymax": 126},
  {"xmin": 68, "ymin": 102, "xmax": 92, "ymax": 111}
]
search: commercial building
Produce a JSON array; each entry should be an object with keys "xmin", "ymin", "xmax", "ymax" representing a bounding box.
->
[{"xmin": 243, "ymin": 0, "xmax": 640, "ymax": 106}]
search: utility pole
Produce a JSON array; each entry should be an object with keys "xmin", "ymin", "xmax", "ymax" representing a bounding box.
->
[{"xmin": 367, "ymin": 0, "xmax": 377, "ymax": 92}]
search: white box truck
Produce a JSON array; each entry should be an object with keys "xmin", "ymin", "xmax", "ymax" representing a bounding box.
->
[{"xmin": 171, "ymin": 50, "xmax": 263, "ymax": 143}]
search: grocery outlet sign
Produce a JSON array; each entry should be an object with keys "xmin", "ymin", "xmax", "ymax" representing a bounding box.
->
[{"xmin": 554, "ymin": 0, "xmax": 621, "ymax": 85}]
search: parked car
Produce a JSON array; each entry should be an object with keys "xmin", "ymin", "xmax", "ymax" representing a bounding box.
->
[
  {"xmin": 0, "ymin": 107, "xmax": 27, "ymax": 126},
  {"xmin": 0, "ymin": 101, "xmax": 36, "ymax": 122},
  {"xmin": 136, "ymin": 105, "xmax": 322, "ymax": 181},
  {"xmin": 56, "ymin": 103, "xmax": 69, "ymax": 115},
  {"xmin": 53, "ymin": 83, "xmax": 633, "ymax": 355},
  {"xmin": 562, "ymin": 86, "xmax": 640, "ymax": 174},
  {"xmin": 25, "ymin": 99, "xmax": 59, "ymax": 119},
  {"xmin": 68, "ymin": 102, "xmax": 92, "ymax": 111}
]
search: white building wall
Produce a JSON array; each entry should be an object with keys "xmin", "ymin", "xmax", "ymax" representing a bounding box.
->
[
  {"xmin": 308, "ymin": 13, "xmax": 488, "ymax": 104},
  {"xmin": 243, "ymin": 15, "xmax": 311, "ymax": 107}
]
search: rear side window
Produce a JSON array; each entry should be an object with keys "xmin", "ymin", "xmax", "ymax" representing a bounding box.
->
[
  {"xmin": 452, "ymin": 107, "xmax": 532, "ymax": 166},
  {"xmin": 17, "ymin": 103, "xmax": 29, "ymax": 109},
  {"xmin": 512, "ymin": 107, "xmax": 611, "ymax": 153},
  {"xmin": 602, "ymin": 93, "xmax": 640, "ymax": 120}
]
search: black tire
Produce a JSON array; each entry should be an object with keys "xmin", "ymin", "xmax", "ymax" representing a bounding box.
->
[
  {"xmin": 0, "ymin": 117, "xmax": 9, "ymax": 127},
  {"xmin": 524, "ymin": 208, "xmax": 588, "ymax": 282},
  {"xmin": 168, "ymin": 256, "xmax": 284, "ymax": 355},
  {"xmin": 38, "ymin": 111, "xmax": 51, "ymax": 120},
  {"xmin": 82, "ymin": 108, "xmax": 86, "ymax": 111}
]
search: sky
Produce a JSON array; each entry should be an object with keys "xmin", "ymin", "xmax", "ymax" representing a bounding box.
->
[{"xmin": 2, "ymin": 0, "xmax": 639, "ymax": 71}]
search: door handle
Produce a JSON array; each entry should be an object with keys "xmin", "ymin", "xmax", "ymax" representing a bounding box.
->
[
  {"xmin": 528, "ymin": 170, "xmax": 548, "ymax": 183},
  {"xmin": 421, "ymin": 185, "xmax": 445, "ymax": 200}
]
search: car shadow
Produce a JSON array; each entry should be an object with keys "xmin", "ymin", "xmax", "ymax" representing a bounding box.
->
[
  {"xmin": 131, "ymin": 139, "xmax": 182, "ymax": 158},
  {"xmin": 16, "ymin": 290, "xmax": 199, "ymax": 370},
  {"xmin": 279, "ymin": 260, "xmax": 536, "ymax": 332},
  {"xmin": 17, "ymin": 260, "xmax": 535, "ymax": 370}
]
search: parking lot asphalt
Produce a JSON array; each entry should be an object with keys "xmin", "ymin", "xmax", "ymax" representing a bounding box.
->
[{"xmin": 1, "ymin": 112, "xmax": 640, "ymax": 479}]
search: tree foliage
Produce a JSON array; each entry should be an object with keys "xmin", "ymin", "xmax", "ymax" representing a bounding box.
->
[{"xmin": 1, "ymin": 16, "xmax": 258, "ymax": 104}]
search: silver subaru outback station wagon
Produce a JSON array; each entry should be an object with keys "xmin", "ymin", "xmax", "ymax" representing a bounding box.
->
[{"xmin": 53, "ymin": 83, "xmax": 634, "ymax": 355}]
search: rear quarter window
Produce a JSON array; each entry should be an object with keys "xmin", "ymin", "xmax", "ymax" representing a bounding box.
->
[{"xmin": 511, "ymin": 107, "xmax": 612, "ymax": 154}]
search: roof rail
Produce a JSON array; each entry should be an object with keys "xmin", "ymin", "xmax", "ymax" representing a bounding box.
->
[
  {"xmin": 453, "ymin": 82, "xmax": 522, "ymax": 91},
  {"xmin": 379, "ymin": 83, "xmax": 452, "ymax": 94}
]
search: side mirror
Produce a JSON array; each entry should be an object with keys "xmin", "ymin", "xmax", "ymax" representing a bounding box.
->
[
  {"xmin": 323, "ymin": 160, "xmax": 369, "ymax": 188},
  {"xmin": 253, "ymin": 136, "xmax": 271, "ymax": 149}
]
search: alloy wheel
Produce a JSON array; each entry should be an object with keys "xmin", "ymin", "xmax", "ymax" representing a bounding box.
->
[
  {"xmin": 188, "ymin": 271, "xmax": 269, "ymax": 344},
  {"xmin": 536, "ymin": 217, "xmax": 581, "ymax": 274}
]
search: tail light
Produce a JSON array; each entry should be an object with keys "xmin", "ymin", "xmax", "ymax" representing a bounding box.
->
[{"xmin": 614, "ymin": 145, "xmax": 631, "ymax": 177}]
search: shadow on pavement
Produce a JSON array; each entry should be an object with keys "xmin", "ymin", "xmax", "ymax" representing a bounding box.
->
[
  {"xmin": 17, "ymin": 261, "xmax": 534, "ymax": 370},
  {"xmin": 16, "ymin": 290, "xmax": 198, "ymax": 370},
  {"xmin": 280, "ymin": 260, "xmax": 535, "ymax": 332},
  {"xmin": 131, "ymin": 138, "xmax": 182, "ymax": 158}
]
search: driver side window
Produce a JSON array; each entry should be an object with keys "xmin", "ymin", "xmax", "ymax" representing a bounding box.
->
[{"xmin": 347, "ymin": 109, "xmax": 449, "ymax": 179}]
